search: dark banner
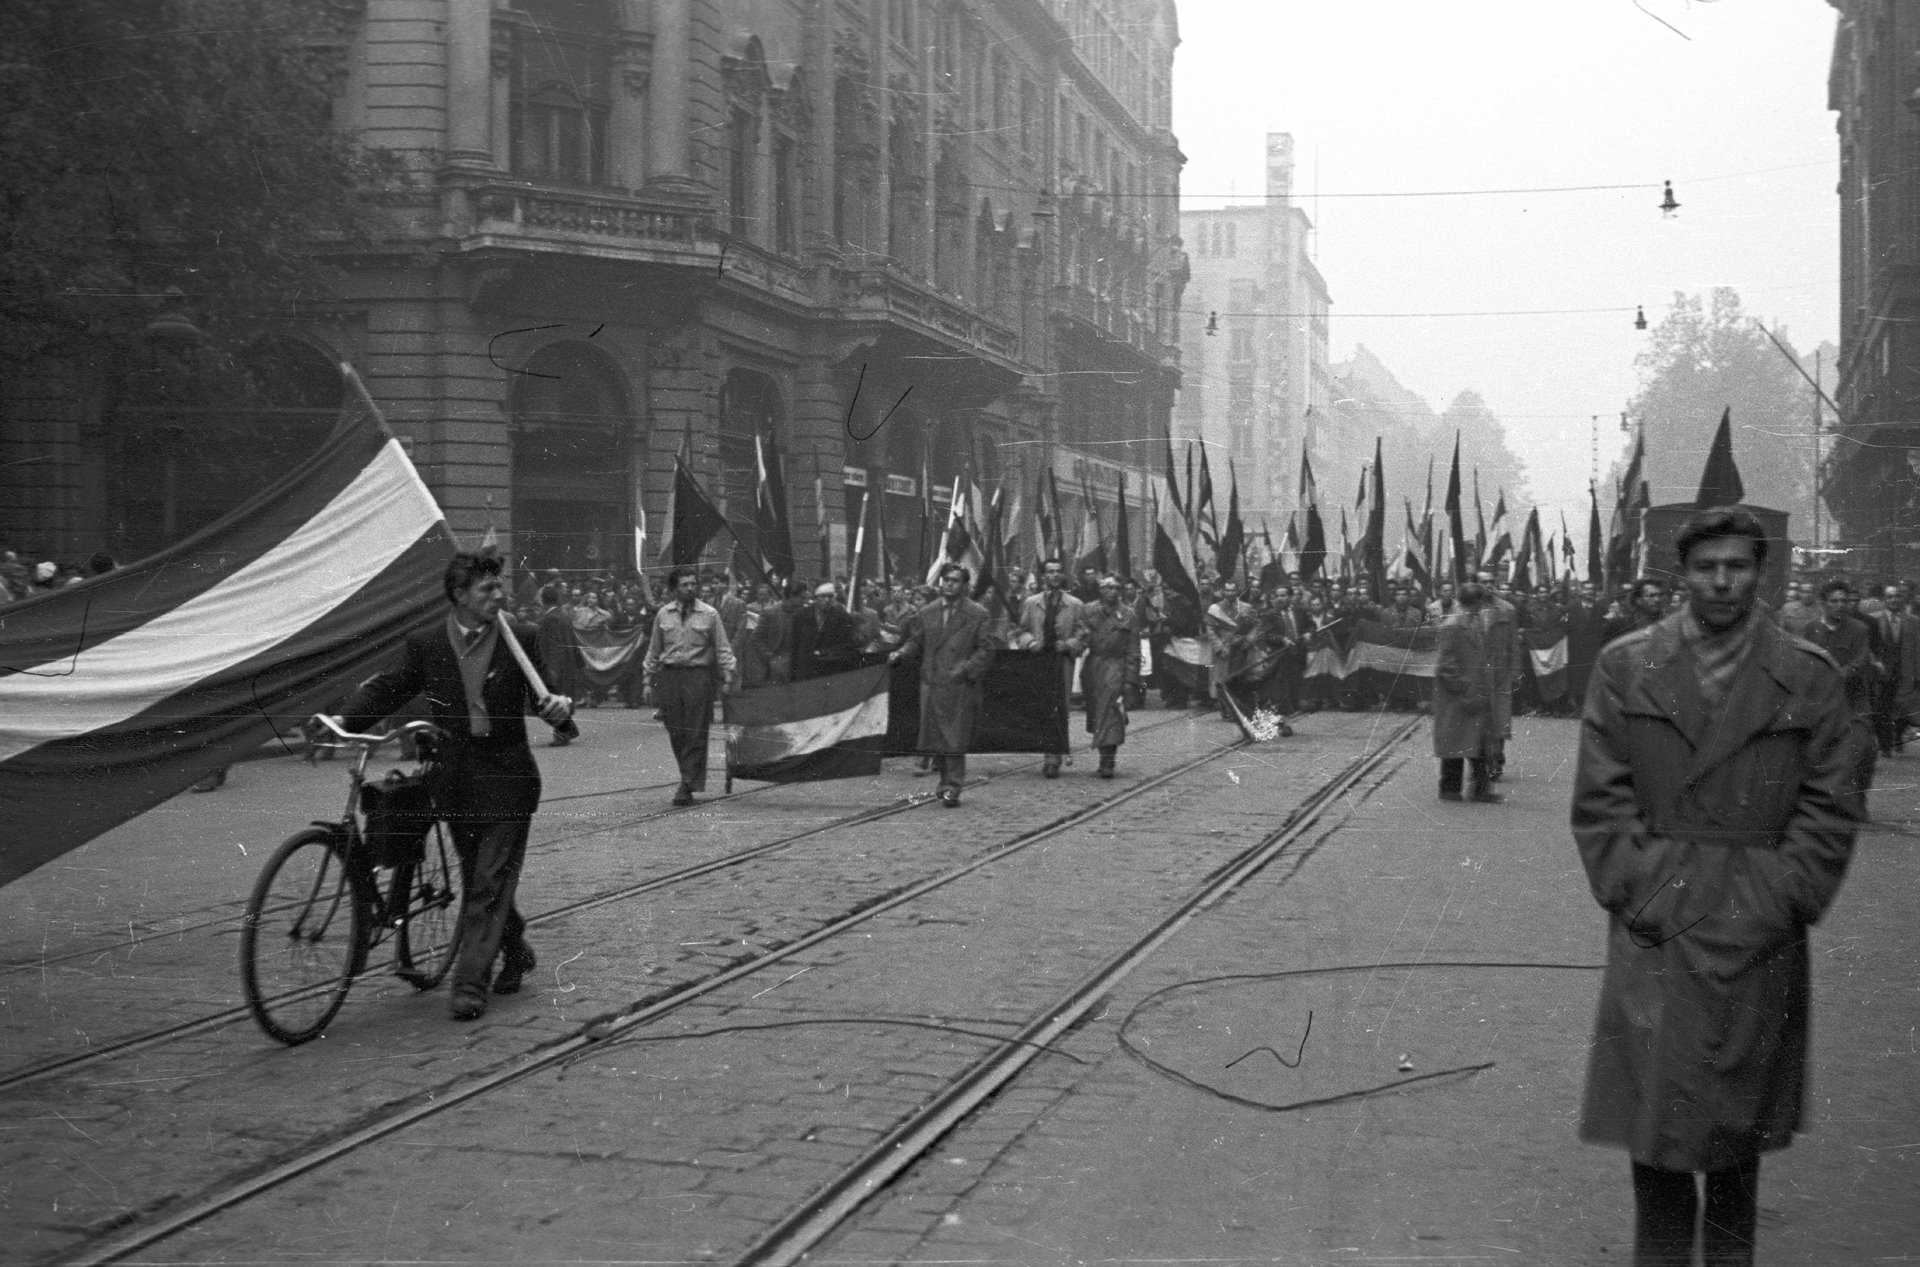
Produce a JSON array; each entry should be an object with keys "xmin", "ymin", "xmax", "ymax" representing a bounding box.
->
[{"xmin": 884, "ymin": 650, "xmax": 1070, "ymax": 755}]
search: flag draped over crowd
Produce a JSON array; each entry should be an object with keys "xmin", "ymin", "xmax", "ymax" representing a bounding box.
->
[{"xmin": 0, "ymin": 365, "xmax": 453, "ymax": 887}]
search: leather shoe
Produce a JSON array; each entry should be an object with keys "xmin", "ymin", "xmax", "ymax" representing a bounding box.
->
[
  {"xmin": 1470, "ymin": 790, "xmax": 1506, "ymax": 804},
  {"xmin": 671, "ymin": 785, "xmax": 694, "ymax": 807},
  {"xmin": 1097, "ymin": 766, "xmax": 1115, "ymax": 779},
  {"xmin": 1042, "ymin": 756, "xmax": 1061, "ymax": 779},
  {"xmin": 449, "ymin": 986, "xmax": 488, "ymax": 1021},
  {"xmin": 493, "ymin": 944, "xmax": 536, "ymax": 995},
  {"xmin": 1438, "ymin": 790, "xmax": 1464, "ymax": 802},
  {"xmin": 938, "ymin": 788, "xmax": 959, "ymax": 808}
]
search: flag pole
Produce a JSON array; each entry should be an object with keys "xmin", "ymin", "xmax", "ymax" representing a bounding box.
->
[{"xmin": 494, "ymin": 612, "xmax": 580, "ymax": 741}]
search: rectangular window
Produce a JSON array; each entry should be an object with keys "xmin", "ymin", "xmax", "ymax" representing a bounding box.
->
[
  {"xmin": 773, "ymin": 135, "xmax": 797, "ymax": 253},
  {"xmin": 728, "ymin": 109, "xmax": 754, "ymax": 239},
  {"xmin": 511, "ymin": 19, "xmax": 610, "ymax": 187},
  {"xmin": 1020, "ymin": 78, "xmax": 1036, "ymax": 152}
]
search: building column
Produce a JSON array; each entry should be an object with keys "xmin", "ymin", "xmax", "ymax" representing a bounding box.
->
[
  {"xmin": 445, "ymin": 0, "xmax": 493, "ymax": 167},
  {"xmin": 648, "ymin": 0, "xmax": 691, "ymax": 186},
  {"xmin": 611, "ymin": 28, "xmax": 653, "ymax": 189}
]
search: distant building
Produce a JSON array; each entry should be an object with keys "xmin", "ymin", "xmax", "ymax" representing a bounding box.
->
[
  {"xmin": 1, "ymin": 0, "xmax": 1188, "ymax": 580},
  {"xmin": 1176, "ymin": 133, "xmax": 1332, "ymax": 532},
  {"xmin": 1825, "ymin": 0, "xmax": 1920, "ymax": 575}
]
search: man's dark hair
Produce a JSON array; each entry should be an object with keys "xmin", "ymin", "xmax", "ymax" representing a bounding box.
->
[
  {"xmin": 1040, "ymin": 557, "xmax": 1065, "ymax": 572},
  {"xmin": 1634, "ymin": 576, "xmax": 1668, "ymax": 599},
  {"xmin": 538, "ymin": 583, "xmax": 559, "ymax": 606},
  {"xmin": 443, "ymin": 551, "xmax": 502, "ymax": 603},
  {"xmin": 86, "ymin": 551, "xmax": 117, "ymax": 575},
  {"xmin": 938, "ymin": 563, "xmax": 971, "ymax": 587},
  {"xmin": 1675, "ymin": 506, "xmax": 1769, "ymax": 569},
  {"xmin": 1820, "ymin": 578, "xmax": 1852, "ymax": 601},
  {"xmin": 665, "ymin": 564, "xmax": 697, "ymax": 590}
]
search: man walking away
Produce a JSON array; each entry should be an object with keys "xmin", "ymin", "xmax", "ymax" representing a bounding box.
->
[
  {"xmin": 325, "ymin": 552, "xmax": 573, "ymax": 1021},
  {"xmin": 1082, "ymin": 575, "xmax": 1142, "ymax": 777},
  {"xmin": 891, "ymin": 564, "xmax": 999, "ymax": 806},
  {"xmin": 1572, "ymin": 507, "xmax": 1862, "ymax": 1267},
  {"xmin": 1432, "ymin": 575, "xmax": 1505, "ymax": 803},
  {"xmin": 643, "ymin": 565, "xmax": 737, "ymax": 806}
]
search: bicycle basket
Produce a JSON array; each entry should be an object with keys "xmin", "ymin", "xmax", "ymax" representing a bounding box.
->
[{"xmin": 358, "ymin": 770, "xmax": 435, "ymax": 867}]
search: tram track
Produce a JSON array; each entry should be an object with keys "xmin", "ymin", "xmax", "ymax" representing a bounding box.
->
[
  {"xmin": 0, "ymin": 712, "xmax": 1209, "ymax": 1093},
  {"xmin": 40, "ymin": 711, "xmax": 1414, "ymax": 1267}
]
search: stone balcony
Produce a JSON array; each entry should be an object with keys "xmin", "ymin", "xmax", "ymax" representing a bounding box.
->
[
  {"xmin": 834, "ymin": 266, "xmax": 1023, "ymax": 368},
  {"xmin": 458, "ymin": 179, "xmax": 722, "ymax": 272}
]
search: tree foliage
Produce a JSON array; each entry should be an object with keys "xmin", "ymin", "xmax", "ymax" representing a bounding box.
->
[
  {"xmin": 0, "ymin": 0, "xmax": 394, "ymax": 370},
  {"xmin": 1440, "ymin": 388, "xmax": 1531, "ymax": 510},
  {"xmin": 1625, "ymin": 288, "xmax": 1820, "ymax": 529}
]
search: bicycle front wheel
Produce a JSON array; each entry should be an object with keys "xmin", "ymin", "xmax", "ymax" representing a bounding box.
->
[
  {"xmin": 395, "ymin": 822, "xmax": 464, "ymax": 990},
  {"xmin": 240, "ymin": 827, "xmax": 368, "ymax": 1045}
]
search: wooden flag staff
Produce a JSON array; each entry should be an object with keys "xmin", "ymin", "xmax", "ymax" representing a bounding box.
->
[{"xmin": 495, "ymin": 611, "xmax": 580, "ymax": 741}]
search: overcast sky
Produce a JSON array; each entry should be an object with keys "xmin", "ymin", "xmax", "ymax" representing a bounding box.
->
[{"xmin": 1172, "ymin": 0, "xmax": 1838, "ymax": 526}]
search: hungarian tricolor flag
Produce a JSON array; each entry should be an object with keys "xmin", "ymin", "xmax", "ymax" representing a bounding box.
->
[
  {"xmin": 0, "ymin": 364, "xmax": 452, "ymax": 887},
  {"xmin": 724, "ymin": 661, "xmax": 892, "ymax": 784}
]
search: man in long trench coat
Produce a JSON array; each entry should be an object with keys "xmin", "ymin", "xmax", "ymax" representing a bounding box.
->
[
  {"xmin": 1432, "ymin": 578, "xmax": 1506, "ymax": 803},
  {"xmin": 891, "ymin": 563, "xmax": 1000, "ymax": 807},
  {"xmin": 1082, "ymin": 575, "xmax": 1142, "ymax": 778},
  {"xmin": 1571, "ymin": 507, "xmax": 1862, "ymax": 1267}
]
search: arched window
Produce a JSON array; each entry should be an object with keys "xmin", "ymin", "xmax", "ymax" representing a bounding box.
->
[
  {"xmin": 510, "ymin": 342, "xmax": 631, "ymax": 572},
  {"xmin": 509, "ymin": 0, "xmax": 612, "ymax": 187}
]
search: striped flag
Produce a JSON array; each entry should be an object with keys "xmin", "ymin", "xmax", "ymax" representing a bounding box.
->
[
  {"xmin": 724, "ymin": 662, "xmax": 892, "ymax": 784},
  {"xmin": 0, "ymin": 364, "xmax": 452, "ymax": 887}
]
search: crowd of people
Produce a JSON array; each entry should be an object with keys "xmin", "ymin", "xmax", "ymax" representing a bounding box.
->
[{"xmin": 0, "ymin": 547, "xmax": 117, "ymax": 601}]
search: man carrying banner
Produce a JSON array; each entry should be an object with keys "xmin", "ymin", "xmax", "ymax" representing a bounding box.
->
[
  {"xmin": 323, "ymin": 552, "xmax": 573, "ymax": 1021},
  {"xmin": 1083, "ymin": 575, "xmax": 1143, "ymax": 777},
  {"xmin": 1017, "ymin": 558, "xmax": 1088, "ymax": 777},
  {"xmin": 791, "ymin": 581, "xmax": 861, "ymax": 681},
  {"xmin": 643, "ymin": 565, "xmax": 738, "ymax": 806},
  {"xmin": 890, "ymin": 563, "xmax": 999, "ymax": 807}
]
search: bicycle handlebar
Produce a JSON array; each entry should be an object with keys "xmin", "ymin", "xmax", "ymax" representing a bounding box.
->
[{"xmin": 307, "ymin": 715, "xmax": 447, "ymax": 749}]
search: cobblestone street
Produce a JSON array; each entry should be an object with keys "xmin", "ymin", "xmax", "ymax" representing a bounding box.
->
[{"xmin": 2, "ymin": 706, "xmax": 1915, "ymax": 1265}]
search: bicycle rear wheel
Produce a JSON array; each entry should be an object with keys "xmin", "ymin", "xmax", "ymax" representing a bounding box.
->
[
  {"xmin": 240, "ymin": 827, "xmax": 368, "ymax": 1045},
  {"xmin": 394, "ymin": 822, "xmax": 464, "ymax": 990}
]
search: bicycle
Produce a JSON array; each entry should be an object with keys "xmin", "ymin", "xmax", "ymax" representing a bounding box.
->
[{"xmin": 239, "ymin": 718, "xmax": 465, "ymax": 1045}]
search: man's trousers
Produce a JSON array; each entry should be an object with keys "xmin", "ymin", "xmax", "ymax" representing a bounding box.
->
[
  {"xmin": 655, "ymin": 665, "xmax": 717, "ymax": 791},
  {"xmin": 448, "ymin": 817, "xmax": 532, "ymax": 993}
]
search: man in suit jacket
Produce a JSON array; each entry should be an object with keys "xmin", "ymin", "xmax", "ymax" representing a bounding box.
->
[
  {"xmin": 1867, "ymin": 583, "xmax": 1918, "ymax": 754},
  {"xmin": 1015, "ymin": 558, "xmax": 1088, "ymax": 777},
  {"xmin": 1804, "ymin": 578, "xmax": 1877, "ymax": 801},
  {"xmin": 789, "ymin": 581, "xmax": 861, "ymax": 681},
  {"xmin": 891, "ymin": 563, "xmax": 1000, "ymax": 806},
  {"xmin": 1573, "ymin": 508, "xmax": 1861, "ymax": 1267},
  {"xmin": 328, "ymin": 552, "xmax": 573, "ymax": 1021}
]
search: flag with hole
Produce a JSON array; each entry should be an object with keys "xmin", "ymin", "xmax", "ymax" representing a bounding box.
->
[
  {"xmin": 724, "ymin": 661, "xmax": 893, "ymax": 784},
  {"xmin": 0, "ymin": 364, "xmax": 453, "ymax": 888}
]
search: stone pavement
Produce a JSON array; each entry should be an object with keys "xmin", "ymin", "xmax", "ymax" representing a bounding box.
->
[
  {"xmin": 817, "ymin": 716, "xmax": 1920, "ymax": 1266},
  {"xmin": 3, "ymin": 707, "xmax": 1914, "ymax": 1265}
]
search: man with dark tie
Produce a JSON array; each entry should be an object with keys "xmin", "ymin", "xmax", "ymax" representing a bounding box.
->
[
  {"xmin": 642, "ymin": 565, "xmax": 738, "ymax": 806},
  {"xmin": 1016, "ymin": 558, "xmax": 1088, "ymax": 777}
]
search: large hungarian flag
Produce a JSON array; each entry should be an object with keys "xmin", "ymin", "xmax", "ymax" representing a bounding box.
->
[
  {"xmin": 0, "ymin": 365, "xmax": 452, "ymax": 887},
  {"xmin": 724, "ymin": 661, "xmax": 892, "ymax": 784},
  {"xmin": 1152, "ymin": 485, "xmax": 1203, "ymax": 622}
]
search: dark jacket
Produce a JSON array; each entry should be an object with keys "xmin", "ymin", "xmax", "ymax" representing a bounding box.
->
[
  {"xmin": 1432, "ymin": 604, "xmax": 1504, "ymax": 758},
  {"xmin": 340, "ymin": 617, "xmax": 556, "ymax": 823},
  {"xmin": 1572, "ymin": 611, "xmax": 1862, "ymax": 1170},
  {"xmin": 789, "ymin": 602, "xmax": 860, "ymax": 680}
]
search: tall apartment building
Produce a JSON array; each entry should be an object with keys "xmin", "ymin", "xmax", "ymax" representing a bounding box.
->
[
  {"xmin": 1825, "ymin": 0, "xmax": 1920, "ymax": 574},
  {"xmin": 1175, "ymin": 133, "xmax": 1331, "ymax": 531},
  {"xmin": 1, "ymin": 0, "xmax": 1188, "ymax": 578}
]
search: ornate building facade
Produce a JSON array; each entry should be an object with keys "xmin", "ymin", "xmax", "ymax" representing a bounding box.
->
[
  {"xmin": 1, "ymin": 0, "xmax": 1187, "ymax": 578},
  {"xmin": 1175, "ymin": 134, "xmax": 1332, "ymax": 532},
  {"xmin": 1825, "ymin": 0, "xmax": 1920, "ymax": 574}
]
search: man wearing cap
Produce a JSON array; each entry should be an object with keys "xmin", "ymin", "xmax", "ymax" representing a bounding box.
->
[
  {"xmin": 890, "ymin": 564, "xmax": 999, "ymax": 806},
  {"xmin": 1082, "ymin": 575, "xmax": 1143, "ymax": 777},
  {"xmin": 643, "ymin": 565, "xmax": 737, "ymax": 806},
  {"xmin": 790, "ymin": 580, "xmax": 861, "ymax": 681},
  {"xmin": 1016, "ymin": 558, "xmax": 1088, "ymax": 777}
]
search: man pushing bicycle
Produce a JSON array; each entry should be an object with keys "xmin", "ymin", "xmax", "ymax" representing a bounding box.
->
[{"xmin": 314, "ymin": 552, "xmax": 572, "ymax": 1021}]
